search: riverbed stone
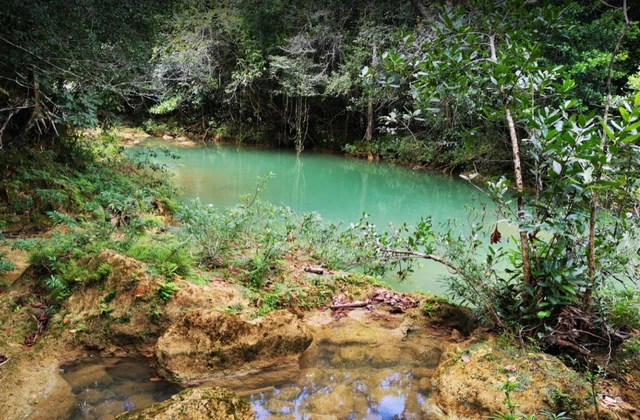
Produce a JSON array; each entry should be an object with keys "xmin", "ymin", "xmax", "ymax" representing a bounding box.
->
[
  {"xmin": 155, "ymin": 310, "xmax": 312, "ymax": 384},
  {"xmin": 115, "ymin": 387, "xmax": 253, "ymax": 420},
  {"xmin": 126, "ymin": 392, "xmax": 158, "ymax": 412},
  {"xmin": 265, "ymin": 398, "xmax": 295, "ymax": 415},
  {"xmin": 277, "ymin": 385, "xmax": 301, "ymax": 400},
  {"xmin": 304, "ymin": 383, "xmax": 355, "ymax": 419},
  {"xmin": 421, "ymin": 400, "xmax": 447, "ymax": 420},
  {"xmin": 62, "ymin": 364, "xmax": 113, "ymax": 391}
]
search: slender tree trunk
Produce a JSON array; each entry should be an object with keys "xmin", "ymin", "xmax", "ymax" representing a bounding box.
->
[
  {"xmin": 505, "ymin": 102, "xmax": 533, "ymax": 288},
  {"xmin": 365, "ymin": 44, "xmax": 377, "ymax": 142},
  {"xmin": 488, "ymin": 34, "xmax": 533, "ymax": 289},
  {"xmin": 585, "ymin": 0, "xmax": 630, "ymax": 309}
]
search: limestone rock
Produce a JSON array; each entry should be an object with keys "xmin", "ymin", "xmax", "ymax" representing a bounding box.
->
[
  {"xmin": 115, "ymin": 387, "xmax": 253, "ymax": 420},
  {"xmin": 58, "ymin": 249, "xmax": 248, "ymax": 353},
  {"xmin": 433, "ymin": 341, "xmax": 597, "ymax": 419},
  {"xmin": 156, "ymin": 310, "xmax": 312, "ymax": 384}
]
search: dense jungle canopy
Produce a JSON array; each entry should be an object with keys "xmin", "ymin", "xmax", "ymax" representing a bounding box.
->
[{"xmin": 1, "ymin": 0, "xmax": 639, "ymax": 170}]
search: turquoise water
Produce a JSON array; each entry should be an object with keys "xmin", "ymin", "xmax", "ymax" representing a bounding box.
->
[{"xmin": 140, "ymin": 141, "xmax": 496, "ymax": 294}]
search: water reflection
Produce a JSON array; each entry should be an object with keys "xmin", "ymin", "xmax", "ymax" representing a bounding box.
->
[
  {"xmin": 61, "ymin": 311, "xmax": 445, "ymax": 420},
  {"xmin": 247, "ymin": 367, "xmax": 428, "ymax": 419}
]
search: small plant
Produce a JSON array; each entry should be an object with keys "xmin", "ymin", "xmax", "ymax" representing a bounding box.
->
[
  {"xmin": 622, "ymin": 336, "xmax": 640, "ymax": 356},
  {"xmin": 0, "ymin": 226, "xmax": 15, "ymax": 278},
  {"xmin": 94, "ymin": 263, "xmax": 112, "ymax": 282},
  {"xmin": 545, "ymin": 386, "xmax": 579, "ymax": 416},
  {"xmin": 539, "ymin": 411, "xmax": 571, "ymax": 420},
  {"xmin": 493, "ymin": 381, "xmax": 573, "ymax": 420},
  {"xmin": 585, "ymin": 364, "xmax": 605, "ymax": 418},
  {"xmin": 423, "ymin": 302, "xmax": 435, "ymax": 316},
  {"xmin": 178, "ymin": 199, "xmax": 248, "ymax": 267},
  {"xmin": 99, "ymin": 290, "xmax": 117, "ymax": 316},
  {"xmin": 150, "ymin": 310, "xmax": 164, "ymax": 320},
  {"xmin": 126, "ymin": 238, "xmax": 192, "ymax": 279},
  {"xmin": 222, "ymin": 303, "xmax": 244, "ymax": 315},
  {"xmin": 598, "ymin": 288, "xmax": 640, "ymax": 331},
  {"xmin": 422, "ymin": 295, "xmax": 449, "ymax": 316},
  {"xmin": 157, "ymin": 281, "xmax": 179, "ymax": 302},
  {"xmin": 45, "ymin": 275, "xmax": 70, "ymax": 301}
]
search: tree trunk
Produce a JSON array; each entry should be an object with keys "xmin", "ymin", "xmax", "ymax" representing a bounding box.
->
[
  {"xmin": 365, "ymin": 44, "xmax": 377, "ymax": 142},
  {"xmin": 488, "ymin": 34, "xmax": 533, "ymax": 289},
  {"xmin": 505, "ymin": 102, "xmax": 533, "ymax": 288},
  {"xmin": 585, "ymin": 0, "xmax": 629, "ymax": 310}
]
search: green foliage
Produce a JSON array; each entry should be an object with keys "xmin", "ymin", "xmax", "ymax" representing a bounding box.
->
[
  {"xmin": 8, "ymin": 136, "xmax": 180, "ymax": 303},
  {"xmin": 178, "ymin": 199, "xmax": 249, "ymax": 267},
  {"xmin": 99, "ymin": 290, "xmax": 117, "ymax": 316},
  {"xmin": 0, "ymin": 257, "xmax": 14, "ymax": 278},
  {"xmin": 0, "ymin": 136, "xmax": 178, "ymax": 222},
  {"xmin": 156, "ymin": 281, "xmax": 179, "ymax": 302},
  {"xmin": 45, "ymin": 275, "xmax": 70, "ymax": 302},
  {"xmin": 0, "ymin": 0, "xmax": 177, "ymax": 145},
  {"xmin": 2, "ymin": 0, "xmax": 639, "ymax": 173},
  {"xmin": 222, "ymin": 303, "xmax": 245, "ymax": 315},
  {"xmin": 0, "ymin": 226, "xmax": 15, "ymax": 278},
  {"xmin": 491, "ymin": 378, "xmax": 572, "ymax": 420},
  {"xmin": 126, "ymin": 238, "xmax": 192, "ymax": 279},
  {"xmin": 149, "ymin": 96, "xmax": 182, "ymax": 115},
  {"xmin": 255, "ymin": 282, "xmax": 297, "ymax": 316},
  {"xmin": 621, "ymin": 336, "xmax": 640, "ymax": 356},
  {"xmin": 341, "ymin": 2, "xmax": 640, "ymax": 354},
  {"xmin": 597, "ymin": 288, "xmax": 640, "ymax": 331}
]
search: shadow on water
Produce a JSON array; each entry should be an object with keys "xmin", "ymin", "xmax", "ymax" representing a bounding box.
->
[{"xmin": 61, "ymin": 357, "xmax": 181, "ymax": 419}]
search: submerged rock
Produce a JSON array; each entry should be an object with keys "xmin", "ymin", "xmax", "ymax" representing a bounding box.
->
[
  {"xmin": 155, "ymin": 310, "xmax": 312, "ymax": 384},
  {"xmin": 115, "ymin": 387, "xmax": 253, "ymax": 420}
]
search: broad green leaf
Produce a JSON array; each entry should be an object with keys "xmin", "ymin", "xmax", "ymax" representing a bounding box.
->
[
  {"xmin": 621, "ymin": 133, "xmax": 640, "ymax": 143},
  {"xmin": 619, "ymin": 107, "xmax": 630, "ymax": 123}
]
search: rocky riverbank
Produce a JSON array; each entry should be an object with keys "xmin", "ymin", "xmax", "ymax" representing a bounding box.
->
[{"xmin": 1, "ymin": 239, "xmax": 638, "ymax": 419}]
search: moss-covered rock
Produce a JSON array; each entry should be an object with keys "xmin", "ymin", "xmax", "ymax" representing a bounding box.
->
[
  {"xmin": 60, "ymin": 249, "xmax": 248, "ymax": 354},
  {"xmin": 155, "ymin": 309, "xmax": 312, "ymax": 384},
  {"xmin": 433, "ymin": 340, "xmax": 610, "ymax": 419},
  {"xmin": 115, "ymin": 387, "xmax": 253, "ymax": 420}
]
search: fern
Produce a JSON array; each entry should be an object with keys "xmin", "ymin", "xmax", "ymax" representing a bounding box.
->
[
  {"xmin": 45, "ymin": 275, "xmax": 70, "ymax": 301},
  {"xmin": 47, "ymin": 210, "xmax": 79, "ymax": 227},
  {"xmin": 157, "ymin": 281, "xmax": 179, "ymax": 302}
]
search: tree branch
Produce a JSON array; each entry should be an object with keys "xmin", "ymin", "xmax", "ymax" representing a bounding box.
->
[{"xmin": 376, "ymin": 243, "xmax": 461, "ymax": 274}]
